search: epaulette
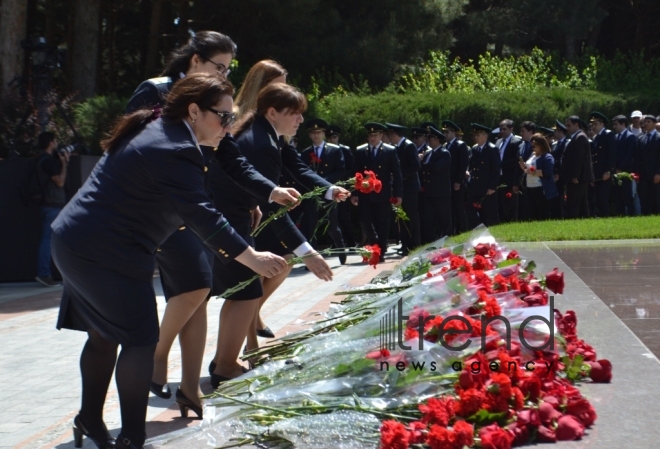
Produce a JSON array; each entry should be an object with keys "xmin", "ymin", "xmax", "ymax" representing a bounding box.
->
[
  {"xmin": 148, "ymin": 76, "xmax": 172, "ymax": 86},
  {"xmin": 357, "ymin": 143, "xmax": 369, "ymax": 150},
  {"xmin": 325, "ymin": 143, "xmax": 340, "ymax": 149},
  {"xmin": 381, "ymin": 143, "xmax": 395, "ymax": 150}
]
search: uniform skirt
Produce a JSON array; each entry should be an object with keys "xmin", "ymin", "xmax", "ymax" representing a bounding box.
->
[
  {"xmin": 210, "ymin": 211, "xmax": 263, "ymax": 301},
  {"xmin": 53, "ymin": 234, "xmax": 159, "ymax": 347},
  {"xmin": 254, "ymin": 225, "xmax": 294, "ymax": 257},
  {"xmin": 156, "ymin": 227, "xmax": 214, "ymax": 301}
]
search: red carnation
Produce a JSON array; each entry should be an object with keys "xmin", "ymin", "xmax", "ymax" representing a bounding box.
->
[
  {"xmin": 472, "ymin": 202, "xmax": 482, "ymax": 209},
  {"xmin": 390, "ymin": 197, "xmax": 397, "ymax": 204},
  {"xmin": 586, "ymin": 359, "xmax": 612, "ymax": 383},
  {"xmin": 309, "ymin": 153, "xmax": 321, "ymax": 164},
  {"xmin": 529, "ymin": 166, "xmax": 536, "ymax": 172},
  {"xmin": 380, "ymin": 420, "xmax": 410, "ymax": 449},
  {"xmin": 478, "ymin": 424, "xmax": 514, "ymax": 449},
  {"xmin": 355, "ymin": 170, "xmax": 382, "ymax": 194},
  {"xmin": 426, "ymin": 425, "xmax": 455, "ymax": 449},
  {"xmin": 506, "ymin": 192, "xmax": 512, "ymax": 199},
  {"xmin": 360, "ymin": 244, "xmax": 381, "ymax": 268},
  {"xmin": 452, "ymin": 421, "xmax": 474, "ymax": 447},
  {"xmin": 419, "ymin": 397, "xmax": 455, "ymax": 426},
  {"xmin": 545, "ymin": 268, "xmax": 565, "ymax": 294},
  {"xmin": 632, "ymin": 172, "xmax": 640, "ymax": 183},
  {"xmin": 408, "ymin": 421, "xmax": 427, "ymax": 444}
]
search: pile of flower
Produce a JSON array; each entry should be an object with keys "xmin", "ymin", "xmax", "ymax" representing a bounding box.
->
[{"xmin": 146, "ymin": 227, "xmax": 610, "ymax": 449}]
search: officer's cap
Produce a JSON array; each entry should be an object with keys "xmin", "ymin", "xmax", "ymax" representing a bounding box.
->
[
  {"xmin": 539, "ymin": 126, "xmax": 555, "ymax": 136},
  {"xmin": 364, "ymin": 122, "xmax": 387, "ymax": 133},
  {"xmin": 411, "ymin": 127, "xmax": 427, "ymax": 137},
  {"xmin": 386, "ymin": 123, "xmax": 408, "ymax": 135},
  {"xmin": 306, "ymin": 118, "xmax": 329, "ymax": 131},
  {"xmin": 442, "ymin": 120, "xmax": 461, "ymax": 133},
  {"xmin": 492, "ymin": 127, "xmax": 501, "ymax": 135},
  {"xmin": 471, "ymin": 123, "xmax": 492, "ymax": 133},
  {"xmin": 427, "ymin": 126, "xmax": 445, "ymax": 140},
  {"xmin": 554, "ymin": 120, "xmax": 568, "ymax": 133},
  {"xmin": 420, "ymin": 121, "xmax": 439, "ymax": 132},
  {"xmin": 327, "ymin": 125, "xmax": 342, "ymax": 136},
  {"xmin": 589, "ymin": 112, "xmax": 608, "ymax": 126}
]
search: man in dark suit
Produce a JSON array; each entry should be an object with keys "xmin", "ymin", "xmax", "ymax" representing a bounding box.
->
[
  {"xmin": 327, "ymin": 125, "xmax": 357, "ymax": 247},
  {"xmin": 420, "ymin": 121, "xmax": 439, "ymax": 149},
  {"xmin": 588, "ymin": 112, "xmax": 616, "ymax": 217},
  {"xmin": 611, "ymin": 115, "xmax": 638, "ymax": 216},
  {"xmin": 561, "ymin": 116, "xmax": 594, "ymax": 218},
  {"xmin": 411, "ymin": 127, "xmax": 430, "ymax": 156},
  {"xmin": 552, "ymin": 120, "xmax": 570, "ymax": 218},
  {"xmin": 420, "ymin": 126, "xmax": 452, "ymax": 243},
  {"xmin": 296, "ymin": 119, "xmax": 347, "ymax": 263},
  {"xmin": 495, "ymin": 119, "xmax": 523, "ymax": 222},
  {"xmin": 351, "ymin": 122, "xmax": 403, "ymax": 261},
  {"xmin": 466, "ymin": 123, "xmax": 501, "ymax": 228},
  {"xmin": 442, "ymin": 120, "xmax": 469, "ymax": 234},
  {"xmin": 635, "ymin": 115, "xmax": 660, "ymax": 215},
  {"xmin": 386, "ymin": 123, "xmax": 421, "ymax": 255},
  {"xmin": 517, "ymin": 121, "xmax": 537, "ymax": 220}
]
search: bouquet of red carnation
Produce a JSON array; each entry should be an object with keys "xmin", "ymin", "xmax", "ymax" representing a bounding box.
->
[
  {"xmin": 359, "ymin": 244, "xmax": 381, "ymax": 268},
  {"xmin": 309, "ymin": 153, "xmax": 321, "ymax": 170},
  {"xmin": 355, "ymin": 170, "xmax": 382, "ymax": 194}
]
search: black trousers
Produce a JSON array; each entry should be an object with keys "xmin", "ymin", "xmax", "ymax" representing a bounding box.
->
[
  {"xmin": 526, "ymin": 187, "xmax": 549, "ymax": 221},
  {"xmin": 565, "ymin": 182, "xmax": 590, "ymax": 218},
  {"xmin": 612, "ymin": 178, "xmax": 635, "ymax": 216},
  {"xmin": 451, "ymin": 186, "xmax": 468, "ymax": 235},
  {"xmin": 466, "ymin": 193, "xmax": 499, "ymax": 229},
  {"xmin": 358, "ymin": 200, "xmax": 392, "ymax": 255},
  {"xmin": 421, "ymin": 196, "xmax": 452, "ymax": 244},
  {"xmin": 498, "ymin": 186, "xmax": 519, "ymax": 223},
  {"xmin": 400, "ymin": 190, "xmax": 420, "ymax": 254},
  {"xmin": 590, "ymin": 179, "xmax": 611, "ymax": 217},
  {"xmin": 638, "ymin": 178, "xmax": 660, "ymax": 215},
  {"xmin": 555, "ymin": 179, "xmax": 566, "ymax": 218},
  {"xmin": 337, "ymin": 199, "xmax": 356, "ymax": 247}
]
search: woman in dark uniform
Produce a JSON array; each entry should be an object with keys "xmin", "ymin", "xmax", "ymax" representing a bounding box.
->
[
  {"xmin": 208, "ymin": 83, "xmax": 349, "ymax": 386},
  {"xmin": 52, "ymin": 73, "xmax": 288, "ymax": 449},
  {"xmin": 125, "ymin": 32, "xmax": 299, "ymax": 411}
]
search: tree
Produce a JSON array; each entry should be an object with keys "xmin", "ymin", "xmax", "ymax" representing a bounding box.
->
[
  {"xmin": 0, "ymin": 0, "xmax": 28, "ymax": 94},
  {"xmin": 71, "ymin": 0, "xmax": 101, "ymax": 99}
]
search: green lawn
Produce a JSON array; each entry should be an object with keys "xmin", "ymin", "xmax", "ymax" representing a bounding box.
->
[{"xmin": 451, "ymin": 216, "xmax": 660, "ymax": 243}]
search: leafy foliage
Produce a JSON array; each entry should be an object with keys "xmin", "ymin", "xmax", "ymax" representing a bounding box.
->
[{"xmin": 72, "ymin": 95, "xmax": 128, "ymax": 154}]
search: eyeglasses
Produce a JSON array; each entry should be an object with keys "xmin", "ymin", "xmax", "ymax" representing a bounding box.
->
[
  {"xmin": 198, "ymin": 55, "xmax": 231, "ymax": 76},
  {"xmin": 206, "ymin": 107, "xmax": 236, "ymax": 127}
]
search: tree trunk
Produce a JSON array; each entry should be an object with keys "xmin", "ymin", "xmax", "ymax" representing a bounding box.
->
[
  {"xmin": 0, "ymin": 0, "xmax": 28, "ymax": 94},
  {"xmin": 71, "ymin": 0, "xmax": 101, "ymax": 99},
  {"xmin": 144, "ymin": 0, "xmax": 163, "ymax": 78}
]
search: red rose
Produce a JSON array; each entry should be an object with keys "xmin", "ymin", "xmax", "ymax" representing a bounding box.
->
[
  {"xmin": 556, "ymin": 415, "xmax": 585, "ymax": 441},
  {"xmin": 506, "ymin": 250, "xmax": 519, "ymax": 260},
  {"xmin": 586, "ymin": 359, "xmax": 612, "ymax": 383},
  {"xmin": 380, "ymin": 420, "xmax": 410, "ymax": 449},
  {"xmin": 537, "ymin": 425, "xmax": 557, "ymax": 442},
  {"xmin": 566, "ymin": 397, "xmax": 597, "ymax": 428},
  {"xmin": 555, "ymin": 310, "xmax": 577, "ymax": 338},
  {"xmin": 505, "ymin": 420, "xmax": 530, "ymax": 447},
  {"xmin": 506, "ymin": 192, "xmax": 512, "ymax": 199},
  {"xmin": 478, "ymin": 424, "xmax": 514, "ymax": 449},
  {"xmin": 545, "ymin": 268, "xmax": 565, "ymax": 294},
  {"xmin": 539, "ymin": 401, "xmax": 562, "ymax": 425}
]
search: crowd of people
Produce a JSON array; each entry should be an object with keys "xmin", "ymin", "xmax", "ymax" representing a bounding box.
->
[{"xmin": 37, "ymin": 28, "xmax": 660, "ymax": 449}]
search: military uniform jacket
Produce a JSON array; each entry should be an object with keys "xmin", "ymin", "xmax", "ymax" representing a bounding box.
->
[
  {"xmin": 551, "ymin": 138, "xmax": 570, "ymax": 176},
  {"xmin": 614, "ymin": 129, "xmax": 637, "ymax": 173},
  {"xmin": 421, "ymin": 147, "xmax": 451, "ymax": 198},
  {"xmin": 300, "ymin": 143, "xmax": 345, "ymax": 184},
  {"xmin": 467, "ymin": 142, "xmax": 501, "ymax": 197},
  {"xmin": 396, "ymin": 138, "xmax": 421, "ymax": 193},
  {"xmin": 445, "ymin": 138, "xmax": 469, "ymax": 186},
  {"xmin": 126, "ymin": 77, "xmax": 173, "ymax": 113},
  {"xmin": 635, "ymin": 130, "xmax": 660, "ymax": 178},
  {"xmin": 354, "ymin": 142, "xmax": 404, "ymax": 202},
  {"xmin": 51, "ymin": 118, "xmax": 250, "ymax": 281},
  {"xmin": 496, "ymin": 135, "xmax": 523, "ymax": 187},
  {"xmin": 561, "ymin": 131, "xmax": 594, "ymax": 182},
  {"xmin": 339, "ymin": 144, "xmax": 354, "ymax": 178},
  {"xmin": 591, "ymin": 129, "xmax": 615, "ymax": 178},
  {"xmin": 212, "ymin": 116, "xmax": 331, "ymax": 251}
]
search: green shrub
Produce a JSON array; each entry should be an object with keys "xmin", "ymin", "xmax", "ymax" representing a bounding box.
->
[{"xmin": 72, "ymin": 95, "xmax": 128, "ymax": 154}]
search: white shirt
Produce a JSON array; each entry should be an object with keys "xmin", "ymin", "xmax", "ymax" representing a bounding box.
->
[
  {"xmin": 525, "ymin": 155, "xmax": 542, "ymax": 188},
  {"xmin": 629, "ymin": 125, "xmax": 642, "ymax": 137},
  {"xmin": 499, "ymin": 135, "xmax": 511, "ymax": 160}
]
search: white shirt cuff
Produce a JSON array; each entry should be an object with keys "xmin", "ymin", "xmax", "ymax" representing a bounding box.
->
[
  {"xmin": 268, "ymin": 188, "xmax": 276, "ymax": 203},
  {"xmin": 293, "ymin": 242, "xmax": 314, "ymax": 257},
  {"xmin": 325, "ymin": 186, "xmax": 338, "ymax": 201}
]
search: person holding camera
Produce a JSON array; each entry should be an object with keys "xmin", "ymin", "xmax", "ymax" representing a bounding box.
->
[{"xmin": 35, "ymin": 131, "xmax": 69, "ymax": 287}]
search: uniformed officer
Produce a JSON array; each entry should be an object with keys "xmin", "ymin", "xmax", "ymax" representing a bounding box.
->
[
  {"xmin": 442, "ymin": 120, "xmax": 469, "ymax": 234},
  {"xmin": 420, "ymin": 126, "xmax": 452, "ymax": 243},
  {"xmin": 561, "ymin": 116, "xmax": 594, "ymax": 218},
  {"xmin": 351, "ymin": 122, "xmax": 404, "ymax": 261},
  {"xmin": 588, "ymin": 112, "xmax": 615, "ymax": 217},
  {"xmin": 386, "ymin": 123, "xmax": 421, "ymax": 255},
  {"xmin": 411, "ymin": 127, "xmax": 430, "ymax": 156},
  {"xmin": 327, "ymin": 125, "xmax": 357, "ymax": 247},
  {"xmin": 466, "ymin": 123, "xmax": 501, "ymax": 228},
  {"xmin": 495, "ymin": 119, "xmax": 523, "ymax": 223},
  {"xmin": 611, "ymin": 115, "xmax": 637, "ymax": 216},
  {"xmin": 552, "ymin": 120, "xmax": 570, "ymax": 218},
  {"xmin": 297, "ymin": 118, "xmax": 347, "ymax": 263},
  {"xmin": 420, "ymin": 121, "xmax": 440, "ymax": 149}
]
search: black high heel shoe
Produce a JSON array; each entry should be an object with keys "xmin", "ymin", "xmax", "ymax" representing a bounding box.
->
[
  {"xmin": 208, "ymin": 360, "xmax": 216, "ymax": 376},
  {"xmin": 176, "ymin": 388, "xmax": 203, "ymax": 419},
  {"xmin": 149, "ymin": 381, "xmax": 172, "ymax": 399},
  {"xmin": 256, "ymin": 327, "xmax": 275, "ymax": 338},
  {"xmin": 115, "ymin": 434, "xmax": 141, "ymax": 449},
  {"xmin": 72, "ymin": 414, "xmax": 115, "ymax": 449},
  {"xmin": 210, "ymin": 366, "xmax": 250, "ymax": 389}
]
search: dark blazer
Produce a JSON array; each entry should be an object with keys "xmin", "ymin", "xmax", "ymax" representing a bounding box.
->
[
  {"xmin": 614, "ymin": 129, "xmax": 637, "ymax": 173},
  {"xmin": 300, "ymin": 142, "xmax": 345, "ymax": 184},
  {"xmin": 339, "ymin": 144, "xmax": 354, "ymax": 178},
  {"xmin": 591, "ymin": 129, "xmax": 616, "ymax": 178},
  {"xmin": 420, "ymin": 146, "xmax": 451, "ymax": 197},
  {"xmin": 467, "ymin": 142, "xmax": 501, "ymax": 197},
  {"xmin": 51, "ymin": 118, "xmax": 249, "ymax": 281},
  {"xmin": 125, "ymin": 77, "xmax": 173, "ymax": 114},
  {"xmin": 396, "ymin": 138, "xmax": 421, "ymax": 193},
  {"xmin": 561, "ymin": 131, "xmax": 594, "ymax": 183},
  {"xmin": 519, "ymin": 140, "xmax": 534, "ymax": 161},
  {"xmin": 551, "ymin": 138, "xmax": 570, "ymax": 176},
  {"xmin": 635, "ymin": 130, "xmax": 660, "ymax": 179},
  {"xmin": 445, "ymin": 138, "xmax": 469, "ymax": 186},
  {"xmin": 354, "ymin": 142, "xmax": 404, "ymax": 202},
  {"xmin": 496, "ymin": 135, "xmax": 523, "ymax": 187},
  {"xmin": 535, "ymin": 153, "xmax": 558, "ymax": 199},
  {"xmin": 211, "ymin": 116, "xmax": 330, "ymax": 251}
]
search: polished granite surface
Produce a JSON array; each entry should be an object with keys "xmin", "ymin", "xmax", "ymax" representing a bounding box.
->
[{"xmin": 550, "ymin": 242, "xmax": 660, "ymax": 359}]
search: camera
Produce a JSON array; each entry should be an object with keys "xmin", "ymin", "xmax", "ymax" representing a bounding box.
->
[{"xmin": 58, "ymin": 142, "xmax": 82, "ymax": 155}]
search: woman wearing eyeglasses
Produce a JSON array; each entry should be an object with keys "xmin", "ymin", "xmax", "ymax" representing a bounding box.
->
[
  {"xmin": 53, "ymin": 74, "xmax": 288, "ymax": 449},
  {"xmin": 125, "ymin": 32, "xmax": 299, "ymax": 416}
]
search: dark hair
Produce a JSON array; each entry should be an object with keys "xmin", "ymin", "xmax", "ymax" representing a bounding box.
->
[
  {"xmin": 567, "ymin": 116, "xmax": 581, "ymax": 125},
  {"xmin": 37, "ymin": 132, "xmax": 56, "ymax": 150},
  {"xmin": 644, "ymin": 114, "xmax": 658, "ymax": 122},
  {"xmin": 235, "ymin": 60, "xmax": 288, "ymax": 119},
  {"xmin": 612, "ymin": 115, "xmax": 628, "ymax": 126},
  {"xmin": 102, "ymin": 73, "xmax": 234, "ymax": 153},
  {"xmin": 499, "ymin": 119, "xmax": 514, "ymax": 129},
  {"xmin": 234, "ymin": 83, "xmax": 307, "ymax": 136},
  {"xmin": 521, "ymin": 121, "xmax": 537, "ymax": 133},
  {"xmin": 161, "ymin": 31, "xmax": 237, "ymax": 80},
  {"xmin": 530, "ymin": 133, "xmax": 551, "ymax": 154}
]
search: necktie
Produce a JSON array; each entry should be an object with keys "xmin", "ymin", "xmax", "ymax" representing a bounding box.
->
[{"xmin": 371, "ymin": 146, "xmax": 377, "ymax": 159}]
